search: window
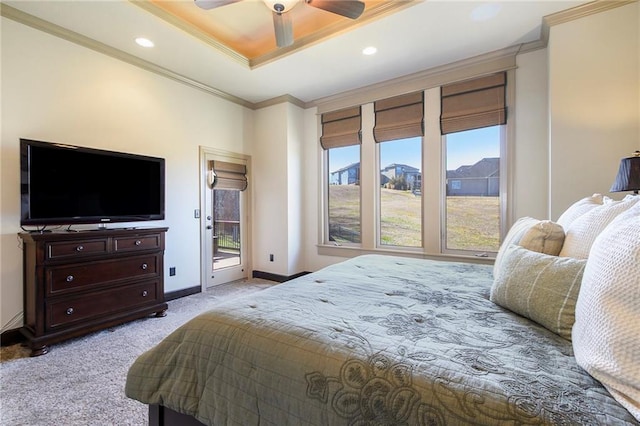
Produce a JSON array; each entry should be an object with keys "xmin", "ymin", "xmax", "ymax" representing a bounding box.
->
[
  {"xmin": 440, "ymin": 72, "xmax": 506, "ymax": 255},
  {"xmin": 321, "ymin": 106, "xmax": 362, "ymax": 244},
  {"xmin": 379, "ymin": 137, "xmax": 422, "ymax": 247},
  {"xmin": 320, "ymin": 71, "xmax": 509, "ymax": 259},
  {"xmin": 327, "ymin": 145, "xmax": 361, "ymax": 243},
  {"xmin": 444, "ymin": 126, "xmax": 502, "ymax": 253}
]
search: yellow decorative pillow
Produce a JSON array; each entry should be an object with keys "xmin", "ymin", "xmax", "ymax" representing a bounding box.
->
[
  {"xmin": 519, "ymin": 220, "xmax": 565, "ymax": 256},
  {"xmin": 493, "ymin": 218, "xmax": 565, "ymax": 277}
]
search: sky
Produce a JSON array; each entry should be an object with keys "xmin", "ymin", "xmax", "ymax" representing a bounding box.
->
[{"xmin": 329, "ymin": 125, "xmax": 500, "ymax": 173}]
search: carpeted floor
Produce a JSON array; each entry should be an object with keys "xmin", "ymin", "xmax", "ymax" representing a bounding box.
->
[{"xmin": 0, "ymin": 279, "xmax": 277, "ymax": 426}]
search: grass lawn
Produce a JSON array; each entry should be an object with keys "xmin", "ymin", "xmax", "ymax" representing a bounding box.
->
[{"xmin": 328, "ymin": 185, "xmax": 500, "ymax": 251}]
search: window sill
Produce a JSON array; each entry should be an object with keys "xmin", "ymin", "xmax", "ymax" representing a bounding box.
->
[{"xmin": 317, "ymin": 244, "xmax": 495, "ymax": 265}]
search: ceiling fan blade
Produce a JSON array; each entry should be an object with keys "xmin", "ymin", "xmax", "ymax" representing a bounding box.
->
[
  {"xmin": 306, "ymin": 0, "xmax": 365, "ymax": 19},
  {"xmin": 273, "ymin": 11, "xmax": 294, "ymax": 48},
  {"xmin": 194, "ymin": 0, "xmax": 242, "ymax": 10}
]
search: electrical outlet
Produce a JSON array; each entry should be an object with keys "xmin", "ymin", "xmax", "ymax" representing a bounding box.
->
[
  {"xmin": 169, "ymin": 267, "xmax": 176, "ymax": 276},
  {"xmin": 269, "ymin": 254, "xmax": 274, "ymax": 262}
]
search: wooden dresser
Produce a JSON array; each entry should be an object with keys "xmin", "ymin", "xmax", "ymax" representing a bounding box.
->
[{"xmin": 19, "ymin": 227, "xmax": 168, "ymax": 356}]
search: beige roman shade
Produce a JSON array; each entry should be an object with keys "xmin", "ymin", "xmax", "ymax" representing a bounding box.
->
[
  {"xmin": 320, "ymin": 106, "xmax": 362, "ymax": 149},
  {"xmin": 210, "ymin": 161, "xmax": 247, "ymax": 191},
  {"xmin": 373, "ymin": 91, "xmax": 424, "ymax": 143},
  {"xmin": 440, "ymin": 72, "xmax": 506, "ymax": 135}
]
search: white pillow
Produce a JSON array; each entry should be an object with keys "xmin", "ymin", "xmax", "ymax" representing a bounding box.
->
[
  {"xmin": 572, "ymin": 201, "xmax": 640, "ymax": 421},
  {"xmin": 557, "ymin": 193, "xmax": 604, "ymax": 229},
  {"xmin": 493, "ymin": 217, "xmax": 564, "ymax": 277},
  {"xmin": 559, "ymin": 196, "xmax": 639, "ymax": 259}
]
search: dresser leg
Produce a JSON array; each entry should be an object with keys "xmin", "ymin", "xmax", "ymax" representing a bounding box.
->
[
  {"xmin": 29, "ymin": 344, "xmax": 49, "ymax": 357},
  {"xmin": 154, "ymin": 309, "xmax": 167, "ymax": 318}
]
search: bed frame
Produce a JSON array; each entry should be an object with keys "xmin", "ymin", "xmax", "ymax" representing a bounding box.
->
[{"xmin": 149, "ymin": 405, "xmax": 205, "ymax": 426}]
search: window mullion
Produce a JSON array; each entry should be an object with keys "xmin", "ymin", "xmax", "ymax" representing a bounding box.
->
[
  {"xmin": 360, "ymin": 103, "xmax": 376, "ymax": 250},
  {"xmin": 423, "ymin": 87, "xmax": 443, "ymax": 254}
]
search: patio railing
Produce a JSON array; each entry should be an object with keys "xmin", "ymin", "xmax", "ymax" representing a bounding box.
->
[{"xmin": 214, "ymin": 220, "xmax": 240, "ymax": 250}]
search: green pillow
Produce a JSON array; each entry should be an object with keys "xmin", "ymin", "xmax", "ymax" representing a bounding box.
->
[{"xmin": 490, "ymin": 244, "xmax": 586, "ymax": 340}]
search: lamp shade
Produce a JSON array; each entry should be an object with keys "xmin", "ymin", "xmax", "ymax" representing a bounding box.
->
[{"xmin": 610, "ymin": 151, "xmax": 640, "ymax": 194}]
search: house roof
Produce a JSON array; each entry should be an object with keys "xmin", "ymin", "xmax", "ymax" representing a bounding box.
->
[
  {"xmin": 447, "ymin": 157, "xmax": 500, "ymax": 179},
  {"xmin": 382, "ymin": 163, "xmax": 420, "ymax": 173},
  {"xmin": 330, "ymin": 162, "xmax": 360, "ymax": 174}
]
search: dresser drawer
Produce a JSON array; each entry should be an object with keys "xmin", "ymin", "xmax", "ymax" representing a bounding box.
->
[
  {"xmin": 46, "ymin": 238, "xmax": 109, "ymax": 261},
  {"xmin": 114, "ymin": 234, "xmax": 162, "ymax": 253},
  {"xmin": 47, "ymin": 254, "xmax": 160, "ymax": 295},
  {"xmin": 46, "ymin": 280, "xmax": 160, "ymax": 329}
]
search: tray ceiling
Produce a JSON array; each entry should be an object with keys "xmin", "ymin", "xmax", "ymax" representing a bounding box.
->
[{"xmin": 138, "ymin": 0, "xmax": 417, "ymax": 67}]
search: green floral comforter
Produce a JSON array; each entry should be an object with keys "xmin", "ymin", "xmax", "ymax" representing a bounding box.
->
[{"xmin": 126, "ymin": 255, "xmax": 638, "ymax": 425}]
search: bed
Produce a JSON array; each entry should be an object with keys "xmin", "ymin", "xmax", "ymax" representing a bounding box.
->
[{"xmin": 125, "ymin": 254, "xmax": 638, "ymax": 425}]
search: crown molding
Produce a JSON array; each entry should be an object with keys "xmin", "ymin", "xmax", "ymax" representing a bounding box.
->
[
  {"xmin": 521, "ymin": 0, "xmax": 638, "ymax": 55},
  {"xmin": 311, "ymin": 45, "xmax": 519, "ymax": 113},
  {"xmin": 544, "ymin": 0, "xmax": 636, "ymax": 28},
  {"xmin": 253, "ymin": 94, "xmax": 306, "ymax": 110},
  {"xmin": 0, "ymin": 3, "xmax": 254, "ymax": 109},
  {"xmin": 311, "ymin": 0, "xmax": 638, "ymax": 110},
  {"xmin": 3, "ymin": 0, "xmax": 634, "ymax": 112},
  {"xmin": 130, "ymin": 0, "xmax": 250, "ymax": 68}
]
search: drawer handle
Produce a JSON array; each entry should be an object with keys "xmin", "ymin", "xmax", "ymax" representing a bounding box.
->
[
  {"xmin": 135, "ymin": 240, "xmax": 142, "ymax": 246},
  {"xmin": 142, "ymin": 290, "xmax": 148, "ymax": 297},
  {"xmin": 66, "ymin": 307, "xmax": 74, "ymax": 315},
  {"xmin": 76, "ymin": 245, "xmax": 84, "ymax": 252},
  {"xmin": 66, "ymin": 275, "xmax": 74, "ymax": 282},
  {"xmin": 141, "ymin": 263, "xmax": 148, "ymax": 270}
]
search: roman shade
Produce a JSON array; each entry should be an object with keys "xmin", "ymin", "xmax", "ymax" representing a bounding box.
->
[
  {"xmin": 209, "ymin": 160, "xmax": 247, "ymax": 191},
  {"xmin": 373, "ymin": 91, "xmax": 424, "ymax": 143},
  {"xmin": 320, "ymin": 106, "xmax": 362, "ymax": 149},
  {"xmin": 440, "ymin": 72, "xmax": 506, "ymax": 135}
]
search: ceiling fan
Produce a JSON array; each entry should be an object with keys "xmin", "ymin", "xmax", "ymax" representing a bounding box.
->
[{"xmin": 194, "ymin": 0, "xmax": 366, "ymax": 48}]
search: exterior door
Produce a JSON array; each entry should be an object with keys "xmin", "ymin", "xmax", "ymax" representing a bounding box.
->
[{"xmin": 201, "ymin": 148, "xmax": 249, "ymax": 288}]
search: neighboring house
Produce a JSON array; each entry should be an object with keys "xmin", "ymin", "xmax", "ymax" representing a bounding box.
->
[
  {"xmin": 330, "ymin": 162, "xmax": 360, "ymax": 185},
  {"xmin": 331, "ymin": 162, "xmax": 422, "ymax": 191},
  {"xmin": 380, "ymin": 163, "xmax": 421, "ymax": 190},
  {"xmin": 447, "ymin": 157, "xmax": 500, "ymax": 196}
]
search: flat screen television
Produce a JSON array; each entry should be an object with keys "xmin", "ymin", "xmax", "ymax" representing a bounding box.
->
[{"xmin": 20, "ymin": 138, "xmax": 165, "ymax": 228}]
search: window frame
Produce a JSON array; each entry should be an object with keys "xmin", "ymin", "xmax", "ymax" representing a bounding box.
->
[
  {"xmin": 440, "ymin": 124, "xmax": 507, "ymax": 257},
  {"xmin": 376, "ymin": 137, "xmax": 424, "ymax": 251},
  {"xmin": 323, "ymin": 145, "xmax": 363, "ymax": 247},
  {"xmin": 317, "ymin": 69, "xmax": 514, "ymax": 262}
]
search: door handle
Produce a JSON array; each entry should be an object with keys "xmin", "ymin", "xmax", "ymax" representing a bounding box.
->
[{"xmin": 206, "ymin": 225, "xmax": 213, "ymax": 230}]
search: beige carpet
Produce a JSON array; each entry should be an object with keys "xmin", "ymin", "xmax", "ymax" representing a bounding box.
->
[{"xmin": 0, "ymin": 279, "xmax": 277, "ymax": 426}]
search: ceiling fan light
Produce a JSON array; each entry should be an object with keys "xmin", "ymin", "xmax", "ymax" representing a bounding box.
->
[{"xmin": 263, "ymin": 0, "xmax": 299, "ymax": 13}]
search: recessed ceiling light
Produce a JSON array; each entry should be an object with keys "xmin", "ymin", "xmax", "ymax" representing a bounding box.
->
[
  {"xmin": 362, "ymin": 46, "xmax": 377, "ymax": 56},
  {"xmin": 471, "ymin": 3, "xmax": 502, "ymax": 22},
  {"xmin": 135, "ymin": 37, "xmax": 154, "ymax": 48}
]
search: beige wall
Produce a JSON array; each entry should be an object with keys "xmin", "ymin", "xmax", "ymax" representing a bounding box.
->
[
  {"xmin": 513, "ymin": 48, "xmax": 549, "ymax": 220},
  {"xmin": 548, "ymin": 2, "xmax": 639, "ymax": 219},
  {"xmin": 285, "ymin": 103, "xmax": 305, "ymax": 275},
  {"xmin": 251, "ymin": 102, "xmax": 306, "ymax": 276},
  {"xmin": 251, "ymin": 104, "xmax": 289, "ymax": 274},
  {"xmin": 2, "ymin": 3, "xmax": 638, "ymax": 331},
  {"xmin": 0, "ymin": 18, "xmax": 253, "ymax": 331}
]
